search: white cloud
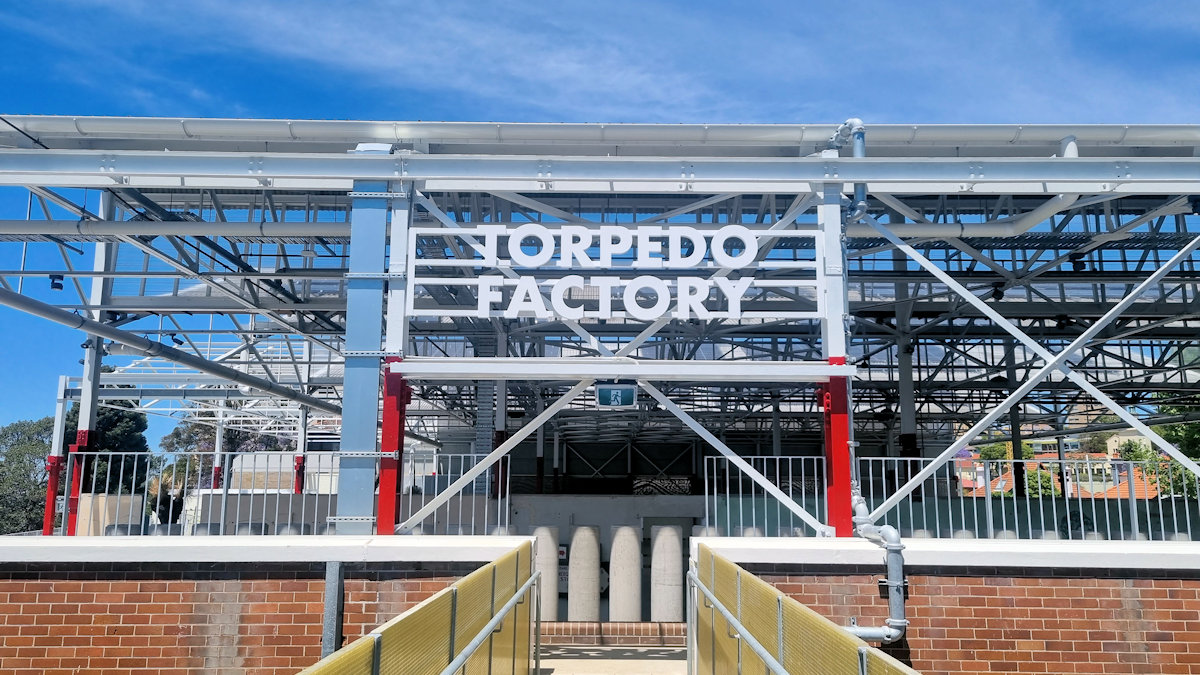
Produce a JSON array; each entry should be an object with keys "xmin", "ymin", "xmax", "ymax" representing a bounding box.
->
[{"xmin": 5, "ymin": 0, "xmax": 1200, "ymax": 123}]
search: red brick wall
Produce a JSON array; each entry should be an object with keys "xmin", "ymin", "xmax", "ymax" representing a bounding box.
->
[
  {"xmin": 0, "ymin": 562, "xmax": 475, "ymax": 675},
  {"xmin": 753, "ymin": 566, "xmax": 1200, "ymax": 675}
]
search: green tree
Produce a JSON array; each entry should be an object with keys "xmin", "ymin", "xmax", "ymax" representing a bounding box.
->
[
  {"xmin": 0, "ymin": 417, "xmax": 54, "ymax": 534},
  {"xmin": 63, "ymin": 400, "xmax": 150, "ymax": 494},
  {"xmin": 1025, "ymin": 469, "xmax": 1061, "ymax": 497},
  {"xmin": 1117, "ymin": 439, "xmax": 1152, "ymax": 462}
]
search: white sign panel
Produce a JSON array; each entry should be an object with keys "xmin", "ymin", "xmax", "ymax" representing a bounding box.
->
[{"xmin": 405, "ymin": 224, "xmax": 822, "ymax": 322}]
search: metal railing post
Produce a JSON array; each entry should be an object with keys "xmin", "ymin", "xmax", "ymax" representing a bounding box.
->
[
  {"xmin": 983, "ymin": 462, "xmax": 994, "ymax": 538},
  {"xmin": 322, "ymin": 561, "xmax": 344, "ymax": 658}
]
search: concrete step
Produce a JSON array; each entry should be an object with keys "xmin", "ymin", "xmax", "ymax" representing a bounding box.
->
[{"xmin": 536, "ymin": 646, "xmax": 686, "ymax": 675}]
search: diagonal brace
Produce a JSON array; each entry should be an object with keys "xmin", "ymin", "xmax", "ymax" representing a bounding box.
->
[{"xmin": 864, "ymin": 215, "xmax": 1200, "ymax": 521}]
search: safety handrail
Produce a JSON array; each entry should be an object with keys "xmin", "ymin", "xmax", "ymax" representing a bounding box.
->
[
  {"xmin": 439, "ymin": 570, "xmax": 540, "ymax": 675},
  {"xmin": 687, "ymin": 570, "xmax": 788, "ymax": 675}
]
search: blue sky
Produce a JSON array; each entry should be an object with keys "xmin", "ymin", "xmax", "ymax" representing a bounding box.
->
[{"xmin": 0, "ymin": 0, "xmax": 1197, "ymax": 444}]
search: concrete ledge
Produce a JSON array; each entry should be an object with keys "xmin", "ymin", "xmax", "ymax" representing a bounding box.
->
[
  {"xmin": 0, "ymin": 535, "xmax": 534, "ymax": 564},
  {"xmin": 692, "ymin": 536, "xmax": 1200, "ymax": 571}
]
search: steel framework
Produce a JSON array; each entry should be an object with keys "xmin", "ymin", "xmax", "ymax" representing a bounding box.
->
[{"xmin": 2, "ymin": 116, "xmax": 1198, "ymax": 533}]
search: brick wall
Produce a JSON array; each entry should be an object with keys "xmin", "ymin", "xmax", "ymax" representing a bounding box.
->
[
  {"xmin": 749, "ymin": 564, "xmax": 1200, "ymax": 675},
  {"xmin": 0, "ymin": 562, "xmax": 475, "ymax": 675}
]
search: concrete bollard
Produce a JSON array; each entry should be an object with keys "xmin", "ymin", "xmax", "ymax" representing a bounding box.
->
[
  {"xmin": 567, "ymin": 526, "xmax": 601, "ymax": 621},
  {"xmin": 952, "ymin": 529, "xmax": 977, "ymax": 539},
  {"xmin": 1083, "ymin": 531, "xmax": 1107, "ymax": 540},
  {"xmin": 691, "ymin": 525, "xmax": 723, "ymax": 537},
  {"xmin": 1169, "ymin": 532, "xmax": 1192, "ymax": 542},
  {"xmin": 734, "ymin": 526, "xmax": 763, "ymax": 537},
  {"xmin": 650, "ymin": 525, "xmax": 684, "ymax": 622},
  {"xmin": 908, "ymin": 529, "xmax": 934, "ymax": 539},
  {"xmin": 609, "ymin": 526, "xmax": 642, "ymax": 622},
  {"xmin": 532, "ymin": 526, "xmax": 559, "ymax": 621},
  {"xmin": 994, "ymin": 530, "xmax": 1019, "ymax": 539},
  {"xmin": 1039, "ymin": 530, "xmax": 1062, "ymax": 540}
]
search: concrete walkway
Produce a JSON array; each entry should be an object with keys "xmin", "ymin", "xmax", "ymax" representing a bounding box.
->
[{"xmin": 536, "ymin": 646, "xmax": 687, "ymax": 675}]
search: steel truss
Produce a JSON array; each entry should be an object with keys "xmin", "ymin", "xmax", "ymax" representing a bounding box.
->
[{"xmin": 2, "ymin": 117, "xmax": 1199, "ymax": 531}]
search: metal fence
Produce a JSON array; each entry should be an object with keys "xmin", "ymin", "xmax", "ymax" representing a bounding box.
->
[
  {"xmin": 702, "ymin": 454, "xmax": 1200, "ymax": 541},
  {"xmin": 860, "ymin": 456, "xmax": 1200, "ymax": 541},
  {"xmin": 298, "ymin": 540, "xmax": 538, "ymax": 675},
  {"xmin": 690, "ymin": 543, "xmax": 918, "ymax": 675},
  {"xmin": 703, "ymin": 456, "xmax": 827, "ymax": 536},
  {"xmin": 400, "ymin": 453, "xmax": 511, "ymax": 535},
  {"xmin": 59, "ymin": 450, "xmax": 511, "ymax": 536}
]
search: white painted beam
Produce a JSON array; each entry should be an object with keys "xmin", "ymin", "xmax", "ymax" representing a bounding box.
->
[{"xmin": 390, "ymin": 357, "xmax": 855, "ymax": 382}]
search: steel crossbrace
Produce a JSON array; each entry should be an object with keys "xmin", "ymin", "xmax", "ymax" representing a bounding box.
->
[
  {"xmin": 864, "ymin": 215, "xmax": 1200, "ymax": 522},
  {"xmin": 641, "ymin": 381, "xmax": 833, "ymax": 536}
]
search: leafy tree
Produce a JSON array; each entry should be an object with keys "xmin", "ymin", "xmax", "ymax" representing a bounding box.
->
[
  {"xmin": 1117, "ymin": 439, "xmax": 1151, "ymax": 462},
  {"xmin": 1080, "ymin": 430, "xmax": 1116, "ymax": 454},
  {"xmin": 1025, "ymin": 469, "xmax": 1061, "ymax": 497},
  {"xmin": 160, "ymin": 420, "xmax": 293, "ymax": 456},
  {"xmin": 978, "ymin": 441, "xmax": 1034, "ymax": 461},
  {"xmin": 63, "ymin": 400, "xmax": 150, "ymax": 494},
  {"xmin": 0, "ymin": 417, "xmax": 54, "ymax": 534}
]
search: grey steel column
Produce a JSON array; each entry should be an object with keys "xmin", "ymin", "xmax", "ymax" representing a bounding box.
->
[
  {"xmin": 337, "ymin": 164, "xmax": 391, "ymax": 534},
  {"xmin": 1006, "ymin": 337, "xmax": 1027, "ymax": 497}
]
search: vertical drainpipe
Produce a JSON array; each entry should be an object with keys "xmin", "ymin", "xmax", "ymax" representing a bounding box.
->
[{"xmin": 851, "ymin": 120, "xmax": 867, "ymax": 213}]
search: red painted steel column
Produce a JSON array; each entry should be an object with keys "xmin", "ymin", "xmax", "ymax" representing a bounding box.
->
[
  {"xmin": 377, "ymin": 357, "xmax": 411, "ymax": 535},
  {"xmin": 65, "ymin": 429, "xmax": 92, "ymax": 536},
  {"xmin": 42, "ymin": 454, "xmax": 62, "ymax": 535},
  {"xmin": 293, "ymin": 456, "xmax": 306, "ymax": 494},
  {"xmin": 823, "ymin": 359, "xmax": 854, "ymax": 536}
]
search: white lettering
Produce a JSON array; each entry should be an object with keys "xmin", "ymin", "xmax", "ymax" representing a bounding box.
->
[
  {"xmin": 711, "ymin": 225, "xmax": 759, "ymax": 269},
  {"xmin": 623, "ymin": 276, "xmax": 671, "ymax": 321},
  {"xmin": 634, "ymin": 226, "xmax": 665, "ymax": 269},
  {"xmin": 675, "ymin": 277, "xmax": 712, "ymax": 319},
  {"xmin": 504, "ymin": 276, "xmax": 550, "ymax": 318},
  {"xmin": 599, "ymin": 226, "xmax": 633, "ymax": 267},
  {"xmin": 558, "ymin": 226, "xmax": 595, "ymax": 269},
  {"xmin": 551, "ymin": 275, "xmax": 587, "ymax": 319},
  {"xmin": 714, "ymin": 276, "xmax": 754, "ymax": 315},
  {"xmin": 507, "ymin": 224, "xmax": 555, "ymax": 267},
  {"xmin": 667, "ymin": 226, "xmax": 707, "ymax": 269},
  {"xmin": 477, "ymin": 276, "xmax": 504, "ymax": 314}
]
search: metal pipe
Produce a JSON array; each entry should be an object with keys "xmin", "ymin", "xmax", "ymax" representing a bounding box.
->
[
  {"xmin": 847, "ymin": 135, "xmax": 1080, "ymax": 236},
  {"xmin": 0, "ymin": 287, "xmax": 341, "ymax": 415},
  {"xmin": 0, "ymin": 220, "xmax": 351, "ymax": 237},
  {"xmin": 849, "ymin": 496, "xmax": 908, "ymax": 643},
  {"xmin": 6, "ymin": 115, "xmax": 1200, "ymax": 148}
]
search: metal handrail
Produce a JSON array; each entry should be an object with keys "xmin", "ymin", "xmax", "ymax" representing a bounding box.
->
[
  {"xmin": 438, "ymin": 570, "xmax": 540, "ymax": 675},
  {"xmin": 687, "ymin": 570, "xmax": 788, "ymax": 675}
]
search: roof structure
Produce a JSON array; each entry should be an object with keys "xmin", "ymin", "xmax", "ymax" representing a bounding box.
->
[{"xmin": 1, "ymin": 115, "xmax": 1197, "ymax": 480}]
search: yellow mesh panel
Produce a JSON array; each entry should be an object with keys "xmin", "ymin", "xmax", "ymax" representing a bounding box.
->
[
  {"xmin": 514, "ymin": 540, "xmax": 532, "ymax": 674},
  {"xmin": 694, "ymin": 545, "xmax": 713, "ymax": 674},
  {"xmin": 491, "ymin": 549, "xmax": 519, "ymax": 675},
  {"xmin": 454, "ymin": 562, "xmax": 496, "ymax": 675},
  {"xmin": 295, "ymin": 634, "xmax": 375, "ymax": 675},
  {"xmin": 781, "ymin": 597, "xmax": 866, "ymax": 675},
  {"xmin": 740, "ymin": 570, "xmax": 784, "ymax": 667},
  {"xmin": 866, "ymin": 649, "xmax": 923, "ymax": 675},
  {"xmin": 376, "ymin": 588, "xmax": 454, "ymax": 675},
  {"xmin": 710, "ymin": 554, "xmax": 741, "ymax": 673}
]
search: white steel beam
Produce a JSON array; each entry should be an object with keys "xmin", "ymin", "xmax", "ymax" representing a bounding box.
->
[
  {"xmin": 3, "ymin": 150, "xmax": 1200, "ymax": 193},
  {"xmin": 389, "ymin": 357, "xmax": 854, "ymax": 382}
]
